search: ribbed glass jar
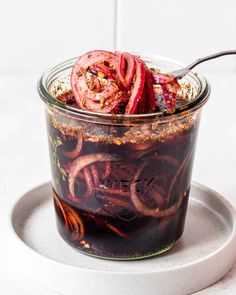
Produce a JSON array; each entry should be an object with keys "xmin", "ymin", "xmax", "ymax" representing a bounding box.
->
[{"xmin": 38, "ymin": 55, "xmax": 210, "ymax": 260}]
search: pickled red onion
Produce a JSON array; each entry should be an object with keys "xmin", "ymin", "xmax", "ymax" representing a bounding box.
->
[
  {"xmin": 68, "ymin": 153, "xmax": 120, "ymax": 197},
  {"xmin": 117, "ymin": 51, "xmax": 135, "ymax": 89},
  {"xmin": 62, "ymin": 134, "xmax": 83, "ymax": 159},
  {"xmin": 53, "ymin": 190, "xmax": 85, "ymax": 240},
  {"xmin": 125, "ymin": 57, "xmax": 146, "ymax": 114},
  {"xmin": 70, "ymin": 50, "xmax": 181, "ymax": 114},
  {"xmin": 130, "ymin": 158, "xmax": 184, "ymax": 218}
]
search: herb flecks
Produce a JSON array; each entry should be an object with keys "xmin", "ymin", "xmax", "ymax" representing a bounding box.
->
[{"xmin": 49, "ymin": 135, "xmax": 67, "ymax": 183}]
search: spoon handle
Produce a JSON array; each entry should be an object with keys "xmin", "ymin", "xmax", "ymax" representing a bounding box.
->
[{"xmin": 171, "ymin": 50, "xmax": 236, "ymax": 79}]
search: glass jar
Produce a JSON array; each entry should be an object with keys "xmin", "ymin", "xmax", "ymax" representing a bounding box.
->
[{"xmin": 38, "ymin": 55, "xmax": 210, "ymax": 260}]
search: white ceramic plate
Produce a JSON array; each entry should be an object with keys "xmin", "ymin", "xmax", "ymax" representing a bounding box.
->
[{"xmin": 6, "ymin": 182, "xmax": 236, "ymax": 295}]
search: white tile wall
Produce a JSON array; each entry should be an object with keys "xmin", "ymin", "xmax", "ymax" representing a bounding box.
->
[
  {"xmin": 116, "ymin": 0, "xmax": 236, "ymax": 73},
  {"xmin": 0, "ymin": 0, "xmax": 116, "ymax": 75},
  {"xmin": 0, "ymin": 0, "xmax": 235, "ymax": 74}
]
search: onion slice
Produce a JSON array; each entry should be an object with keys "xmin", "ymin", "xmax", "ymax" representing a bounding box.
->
[
  {"xmin": 90, "ymin": 164, "xmax": 99, "ymax": 187},
  {"xmin": 77, "ymin": 73, "xmax": 117, "ymax": 101},
  {"xmin": 152, "ymin": 72, "xmax": 174, "ymax": 84},
  {"xmin": 64, "ymin": 205, "xmax": 85, "ymax": 240},
  {"xmin": 117, "ymin": 51, "xmax": 125, "ymax": 80},
  {"xmin": 53, "ymin": 190, "xmax": 69, "ymax": 229},
  {"xmin": 152, "ymin": 71, "xmax": 181, "ymax": 110},
  {"xmin": 117, "ymin": 52, "xmax": 135, "ymax": 89},
  {"xmin": 95, "ymin": 187, "xmax": 130, "ymax": 197},
  {"xmin": 125, "ymin": 57, "xmax": 146, "ymax": 114},
  {"xmin": 101, "ymin": 161, "xmax": 111, "ymax": 180},
  {"xmin": 83, "ymin": 167, "xmax": 94, "ymax": 192},
  {"xmin": 70, "ymin": 50, "xmax": 182, "ymax": 114},
  {"xmin": 62, "ymin": 134, "xmax": 83, "ymax": 159},
  {"xmin": 53, "ymin": 190, "xmax": 84, "ymax": 240},
  {"xmin": 106, "ymin": 223, "xmax": 128, "ymax": 239},
  {"xmin": 71, "ymin": 50, "xmax": 118, "ymax": 110},
  {"xmin": 144, "ymin": 70, "xmax": 156, "ymax": 113},
  {"xmin": 130, "ymin": 159, "xmax": 184, "ymax": 218},
  {"xmin": 68, "ymin": 153, "xmax": 120, "ymax": 197},
  {"xmin": 167, "ymin": 144, "xmax": 195, "ymax": 204}
]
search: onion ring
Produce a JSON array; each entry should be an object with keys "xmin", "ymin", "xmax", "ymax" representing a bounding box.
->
[
  {"xmin": 53, "ymin": 190, "xmax": 84, "ymax": 240},
  {"xmin": 166, "ymin": 144, "xmax": 195, "ymax": 204},
  {"xmin": 70, "ymin": 50, "xmax": 182, "ymax": 113},
  {"xmin": 125, "ymin": 57, "xmax": 146, "ymax": 114},
  {"xmin": 62, "ymin": 134, "xmax": 83, "ymax": 158},
  {"xmin": 130, "ymin": 159, "xmax": 184, "ymax": 218},
  {"xmin": 90, "ymin": 164, "xmax": 100, "ymax": 187},
  {"xmin": 68, "ymin": 153, "xmax": 120, "ymax": 197},
  {"xmin": 83, "ymin": 167, "xmax": 94, "ymax": 192},
  {"xmin": 53, "ymin": 190, "xmax": 69, "ymax": 229},
  {"xmin": 101, "ymin": 161, "xmax": 111, "ymax": 180}
]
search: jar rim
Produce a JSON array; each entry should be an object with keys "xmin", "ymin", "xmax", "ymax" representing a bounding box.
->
[{"xmin": 37, "ymin": 53, "xmax": 210, "ymax": 121}]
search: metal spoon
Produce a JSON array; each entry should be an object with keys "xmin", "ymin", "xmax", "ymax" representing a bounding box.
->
[{"xmin": 169, "ymin": 50, "xmax": 236, "ymax": 79}]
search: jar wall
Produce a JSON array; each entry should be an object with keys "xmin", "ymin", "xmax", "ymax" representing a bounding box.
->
[{"xmin": 46, "ymin": 105, "xmax": 201, "ymax": 259}]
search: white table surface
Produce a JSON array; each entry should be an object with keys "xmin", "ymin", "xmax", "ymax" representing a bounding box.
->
[{"xmin": 0, "ymin": 72, "xmax": 236, "ymax": 294}]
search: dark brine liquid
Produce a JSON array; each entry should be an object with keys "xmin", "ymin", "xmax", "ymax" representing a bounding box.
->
[{"xmin": 48, "ymin": 118, "xmax": 199, "ymax": 259}]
